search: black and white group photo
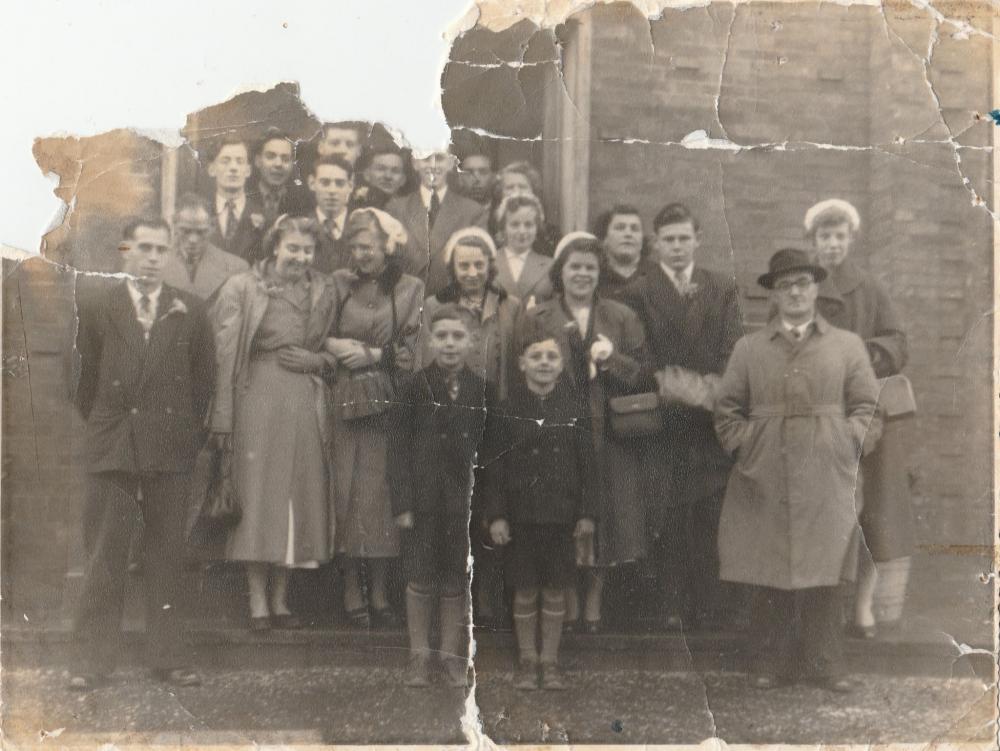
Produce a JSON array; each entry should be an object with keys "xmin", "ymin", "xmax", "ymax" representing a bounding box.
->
[{"xmin": 2, "ymin": 1, "xmax": 996, "ymax": 746}]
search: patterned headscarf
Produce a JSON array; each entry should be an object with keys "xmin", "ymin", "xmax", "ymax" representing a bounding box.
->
[{"xmin": 345, "ymin": 207, "xmax": 408, "ymax": 255}]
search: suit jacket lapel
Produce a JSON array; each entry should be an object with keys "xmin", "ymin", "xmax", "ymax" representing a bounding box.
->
[
  {"xmin": 199, "ymin": 246, "xmax": 225, "ymax": 284},
  {"xmin": 408, "ymin": 193, "xmax": 429, "ymax": 249},
  {"xmin": 647, "ymin": 264, "xmax": 688, "ymax": 338},
  {"xmin": 108, "ymin": 282, "xmax": 147, "ymax": 355},
  {"xmin": 139, "ymin": 286, "xmax": 183, "ymax": 391},
  {"xmin": 430, "ymin": 191, "xmax": 466, "ymax": 249},
  {"xmin": 519, "ymin": 254, "xmax": 547, "ymax": 297},
  {"xmin": 682, "ymin": 267, "xmax": 712, "ymax": 336},
  {"xmin": 495, "ymin": 252, "xmax": 515, "ymax": 294}
]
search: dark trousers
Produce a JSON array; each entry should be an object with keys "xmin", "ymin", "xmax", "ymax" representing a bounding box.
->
[
  {"xmin": 654, "ymin": 491, "xmax": 741, "ymax": 623},
  {"xmin": 747, "ymin": 585, "xmax": 845, "ymax": 679},
  {"xmin": 73, "ymin": 471, "xmax": 191, "ymax": 675}
]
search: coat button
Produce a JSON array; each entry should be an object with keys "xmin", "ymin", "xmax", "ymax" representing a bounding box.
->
[
  {"xmin": 553, "ymin": 447, "xmax": 559, "ymax": 453},
  {"xmin": 532, "ymin": 448, "xmax": 540, "ymax": 455},
  {"xmin": 130, "ymin": 408, "xmax": 139, "ymax": 415},
  {"xmin": 462, "ymin": 432, "xmax": 469, "ymax": 439},
  {"xmin": 112, "ymin": 380, "xmax": 121, "ymax": 387},
  {"xmin": 165, "ymin": 407, "xmax": 173, "ymax": 414}
]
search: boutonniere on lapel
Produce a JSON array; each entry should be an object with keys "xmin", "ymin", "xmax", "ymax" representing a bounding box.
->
[
  {"xmin": 250, "ymin": 213, "xmax": 265, "ymax": 230},
  {"xmin": 157, "ymin": 298, "xmax": 188, "ymax": 321},
  {"xmin": 353, "ymin": 186, "xmax": 369, "ymax": 202},
  {"xmin": 259, "ymin": 277, "xmax": 284, "ymax": 297},
  {"xmin": 683, "ymin": 281, "xmax": 699, "ymax": 298}
]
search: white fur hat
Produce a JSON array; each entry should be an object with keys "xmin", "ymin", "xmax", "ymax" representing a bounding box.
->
[
  {"xmin": 553, "ymin": 231, "xmax": 599, "ymax": 259},
  {"xmin": 442, "ymin": 226, "xmax": 497, "ymax": 265},
  {"xmin": 803, "ymin": 199, "xmax": 861, "ymax": 234}
]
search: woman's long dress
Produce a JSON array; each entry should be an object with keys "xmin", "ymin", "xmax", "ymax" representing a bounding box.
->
[
  {"xmin": 330, "ymin": 271, "xmax": 425, "ymax": 558},
  {"xmin": 228, "ymin": 279, "xmax": 330, "ymax": 566}
]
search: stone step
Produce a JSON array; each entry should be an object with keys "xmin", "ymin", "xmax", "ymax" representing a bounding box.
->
[{"xmin": 4, "ymin": 624, "xmax": 990, "ymax": 680}]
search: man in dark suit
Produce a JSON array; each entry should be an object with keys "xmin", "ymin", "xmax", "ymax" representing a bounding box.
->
[
  {"xmin": 620, "ymin": 203, "xmax": 744, "ymax": 631},
  {"xmin": 69, "ymin": 217, "xmax": 215, "ymax": 690},
  {"xmin": 206, "ymin": 135, "xmax": 266, "ymax": 262},
  {"xmin": 246, "ymin": 128, "xmax": 313, "ymax": 227},
  {"xmin": 162, "ymin": 192, "xmax": 249, "ymax": 300},
  {"xmin": 386, "ymin": 150, "xmax": 488, "ymax": 296},
  {"xmin": 307, "ymin": 155, "xmax": 354, "ymax": 274}
]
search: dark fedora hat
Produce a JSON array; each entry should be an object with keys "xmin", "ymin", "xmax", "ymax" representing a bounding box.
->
[{"xmin": 757, "ymin": 248, "xmax": 827, "ymax": 289}]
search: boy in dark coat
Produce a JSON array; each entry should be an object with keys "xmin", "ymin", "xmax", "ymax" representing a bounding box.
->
[
  {"xmin": 481, "ymin": 332, "xmax": 597, "ymax": 690},
  {"xmin": 390, "ymin": 304, "xmax": 489, "ymax": 688}
]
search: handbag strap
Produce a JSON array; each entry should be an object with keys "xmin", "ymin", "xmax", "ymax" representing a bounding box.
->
[
  {"xmin": 334, "ymin": 284, "xmax": 400, "ymax": 366},
  {"xmin": 390, "ymin": 287, "xmax": 399, "ymax": 345},
  {"xmin": 333, "ymin": 289, "xmax": 353, "ymax": 338}
]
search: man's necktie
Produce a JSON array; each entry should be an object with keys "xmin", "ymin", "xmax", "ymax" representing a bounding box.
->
[
  {"xmin": 184, "ymin": 253, "xmax": 199, "ymax": 283},
  {"xmin": 447, "ymin": 374, "xmax": 460, "ymax": 402},
  {"xmin": 138, "ymin": 294, "xmax": 153, "ymax": 340},
  {"xmin": 263, "ymin": 193, "xmax": 280, "ymax": 225},
  {"xmin": 224, "ymin": 200, "xmax": 237, "ymax": 242},
  {"xmin": 677, "ymin": 270, "xmax": 692, "ymax": 297},
  {"xmin": 428, "ymin": 190, "xmax": 441, "ymax": 231},
  {"xmin": 326, "ymin": 217, "xmax": 340, "ymax": 240}
]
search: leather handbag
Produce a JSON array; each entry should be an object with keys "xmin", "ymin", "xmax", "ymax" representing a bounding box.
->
[
  {"xmin": 331, "ymin": 367, "xmax": 396, "ymax": 421},
  {"xmin": 199, "ymin": 443, "xmax": 242, "ymax": 533},
  {"xmin": 607, "ymin": 392, "xmax": 664, "ymax": 439},
  {"xmin": 330, "ymin": 287, "xmax": 400, "ymax": 422}
]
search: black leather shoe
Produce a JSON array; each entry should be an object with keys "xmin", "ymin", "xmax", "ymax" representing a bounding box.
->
[
  {"xmin": 272, "ymin": 613, "xmax": 303, "ymax": 630},
  {"xmin": 371, "ymin": 607, "xmax": 403, "ymax": 630},
  {"xmin": 442, "ymin": 657, "xmax": 470, "ymax": 689},
  {"xmin": 249, "ymin": 615, "xmax": 272, "ymax": 632},
  {"xmin": 151, "ymin": 668, "xmax": 202, "ymax": 688},
  {"xmin": 67, "ymin": 673, "xmax": 112, "ymax": 692},
  {"xmin": 583, "ymin": 618, "xmax": 602, "ymax": 635},
  {"xmin": 748, "ymin": 673, "xmax": 785, "ymax": 690},
  {"xmin": 513, "ymin": 659, "xmax": 539, "ymax": 690},
  {"xmin": 540, "ymin": 662, "xmax": 568, "ymax": 690},
  {"xmin": 404, "ymin": 654, "xmax": 432, "ymax": 688},
  {"xmin": 846, "ymin": 623, "xmax": 877, "ymax": 640},
  {"xmin": 345, "ymin": 606, "xmax": 371, "ymax": 629},
  {"xmin": 807, "ymin": 676, "xmax": 855, "ymax": 694}
]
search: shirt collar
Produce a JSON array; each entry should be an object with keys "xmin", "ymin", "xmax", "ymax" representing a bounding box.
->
[
  {"xmin": 782, "ymin": 318, "xmax": 814, "ymax": 334},
  {"xmin": 258, "ymin": 180, "xmax": 286, "ymax": 200},
  {"xmin": 419, "ymin": 184, "xmax": 447, "ymax": 208},
  {"xmin": 216, "ymin": 192, "xmax": 246, "ymax": 215},
  {"xmin": 316, "ymin": 207, "xmax": 346, "ymax": 229},
  {"xmin": 659, "ymin": 261, "xmax": 694, "ymax": 287},
  {"xmin": 126, "ymin": 278, "xmax": 163, "ymax": 307},
  {"xmin": 768, "ymin": 314, "xmax": 829, "ymax": 339}
]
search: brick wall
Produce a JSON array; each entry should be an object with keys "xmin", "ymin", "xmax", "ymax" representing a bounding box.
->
[
  {"xmin": 586, "ymin": 2, "xmax": 994, "ymax": 546},
  {"xmin": 2, "ymin": 258, "xmax": 87, "ymax": 621}
]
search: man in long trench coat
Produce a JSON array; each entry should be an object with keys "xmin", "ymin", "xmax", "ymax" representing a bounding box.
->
[{"xmin": 714, "ymin": 248, "xmax": 878, "ymax": 694}]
